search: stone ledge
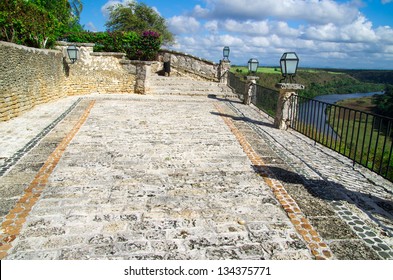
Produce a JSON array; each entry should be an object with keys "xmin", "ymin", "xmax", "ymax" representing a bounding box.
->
[
  {"xmin": 91, "ymin": 52, "xmax": 126, "ymax": 58},
  {"xmin": 275, "ymin": 83, "xmax": 305, "ymax": 90},
  {"xmin": 56, "ymin": 41, "xmax": 95, "ymax": 47},
  {"xmin": 159, "ymin": 49, "xmax": 217, "ymax": 66}
]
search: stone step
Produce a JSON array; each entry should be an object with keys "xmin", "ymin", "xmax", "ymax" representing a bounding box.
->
[
  {"xmin": 148, "ymin": 75, "xmax": 236, "ymax": 97},
  {"xmin": 148, "ymin": 88, "xmax": 236, "ymax": 96},
  {"xmin": 149, "ymin": 85, "xmax": 233, "ymax": 92},
  {"xmin": 150, "ymin": 79, "xmax": 220, "ymax": 87}
]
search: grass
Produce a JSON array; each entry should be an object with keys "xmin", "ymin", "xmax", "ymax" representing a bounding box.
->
[
  {"xmin": 335, "ymin": 97, "xmax": 376, "ymax": 114},
  {"xmin": 231, "ymin": 67, "xmax": 346, "ymax": 75},
  {"xmin": 326, "ymin": 107, "xmax": 392, "ymax": 180},
  {"xmin": 292, "ymin": 98, "xmax": 393, "ymax": 181},
  {"xmin": 231, "ymin": 66, "xmax": 281, "ymax": 74},
  {"xmin": 295, "ymin": 114, "xmax": 393, "ymax": 181}
]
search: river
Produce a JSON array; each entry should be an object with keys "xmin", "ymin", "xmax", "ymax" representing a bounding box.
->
[{"xmin": 297, "ymin": 91, "xmax": 385, "ymax": 137}]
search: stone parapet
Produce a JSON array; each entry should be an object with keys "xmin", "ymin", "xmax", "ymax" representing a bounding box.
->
[
  {"xmin": 0, "ymin": 41, "xmax": 66, "ymax": 121},
  {"xmin": 158, "ymin": 49, "xmax": 219, "ymax": 81},
  {"xmin": 1, "ymin": 41, "xmax": 138, "ymax": 122},
  {"xmin": 274, "ymin": 83, "xmax": 305, "ymax": 130},
  {"xmin": 275, "ymin": 83, "xmax": 306, "ymax": 90},
  {"xmin": 57, "ymin": 44, "xmax": 135, "ymax": 95}
]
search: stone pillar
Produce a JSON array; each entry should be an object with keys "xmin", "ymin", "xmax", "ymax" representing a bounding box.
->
[
  {"xmin": 219, "ymin": 60, "xmax": 231, "ymax": 84},
  {"xmin": 274, "ymin": 83, "xmax": 305, "ymax": 130},
  {"xmin": 244, "ymin": 76, "xmax": 260, "ymax": 105},
  {"xmin": 134, "ymin": 61, "xmax": 152, "ymax": 94}
]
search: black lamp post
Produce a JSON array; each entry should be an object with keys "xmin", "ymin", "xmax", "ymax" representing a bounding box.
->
[
  {"xmin": 248, "ymin": 58, "xmax": 259, "ymax": 74},
  {"xmin": 67, "ymin": 45, "xmax": 78, "ymax": 64},
  {"xmin": 223, "ymin": 46, "xmax": 230, "ymax": 61},
  {"xmin": 280, "ymin": 52, "xmax": 299, "ymax": 83}
]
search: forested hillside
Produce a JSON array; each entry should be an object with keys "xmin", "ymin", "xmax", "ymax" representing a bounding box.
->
[{"xmin": 231, "ymin": 67, "xmax": 388, "ymax": 99}]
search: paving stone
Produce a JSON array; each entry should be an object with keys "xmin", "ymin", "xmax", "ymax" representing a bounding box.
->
[
  {"xmin": 1, "ymin": 88, "xmax": 392, "ymax": 260},
  {"xmin": 309, "ymin": 217, "xmax": 358, "ymax": 240},
  {"xmin": 1, "ymin": 95, "xmax": 312, "ymax": 260},
  {"xmin": 330, "ymin": 240, "xmax": 382, "ymax": 260}
]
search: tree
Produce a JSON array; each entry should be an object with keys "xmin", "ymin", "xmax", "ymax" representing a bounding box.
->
[
  {"xmin": 105, "ymin": 1, "xmax": 174, "ymax": 45},
  {"xmin": 373, "ymin": 84, "xmax": 393, "ymax": 118},
  {"xmin": 0, "ymin": 0, "xmax": 83, "ymax": 48},
  {"xmin": 30, "ymin": 0, "xmax": 84, "ymax": 35},
  {"xmin": 69, "ymin": 0, "xmax": 83, "ymax": 19}
]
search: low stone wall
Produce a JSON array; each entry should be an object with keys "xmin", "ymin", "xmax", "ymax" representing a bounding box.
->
[
  {"xmin": 0, "ymin": 41, "xmax": 66, "ymax": 121},
  {"xmin": 0, "ymin": 41, "xmax": 139, "ymax": 122},
  {"xmin": 56, "ymin": 42, "xmax": 136, "ymax": 95},
  {"xmin": 1, "ymin": 42, "xmax": 221, "ymax": 122},
  {"xmin": 158, "ymin": 49, "xmax": 219, "ymax": 81}
]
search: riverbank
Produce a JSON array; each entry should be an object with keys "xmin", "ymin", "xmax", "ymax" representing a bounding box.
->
[{"xmin": 335, "ymin": 96, "xmax": 376, "ymax": 114}]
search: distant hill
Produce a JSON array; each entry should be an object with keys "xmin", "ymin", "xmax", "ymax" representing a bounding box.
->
[
  {"xmin": 230, "ymin": 67, "xmax": 388, "ymax": 99},
  {"xmin": 337, "ymin": 70, "xmax": 393, "ymax": 85}
]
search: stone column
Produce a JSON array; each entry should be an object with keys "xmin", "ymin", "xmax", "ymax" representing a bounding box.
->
[
  {"xmin": 274, "ymin": 83, "xmax": 305, "ymax": 130},
  {"xmin": 134, "ymin": 61, "xmax": 152, "ymax": 94},
  {"xmin": 219, "ymin": 60, "xmax": 231, "ymax": 84},
  {"xmin": 244, "ymin": 76, "xmax": 260, "ymax": 105}
]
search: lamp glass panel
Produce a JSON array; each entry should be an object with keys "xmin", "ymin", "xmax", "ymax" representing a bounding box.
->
[
  {"xmin": 67, "ymin": 46, "xmax": 78, "ymax": 60},
  {"xmin": 285, "ymin": 60, "xmax": 298, "ymax": 74},
  {"xmin": 280, "ymin": 60, "xmax": 286, "ymax": 75},
  {"xmin": 223, "ymin": 46, "xmax": 230, "ymax": 58}
]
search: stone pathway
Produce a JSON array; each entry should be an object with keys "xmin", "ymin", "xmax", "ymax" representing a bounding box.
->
[
  {"xmin": 226, "ymin": 100, "xmax": 393, "ymax": 259},
  {"xmin": 0, "ymin": 94, "xmax": 392, "ymax": 260}
]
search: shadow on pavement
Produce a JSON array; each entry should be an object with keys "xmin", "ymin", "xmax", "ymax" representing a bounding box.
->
[
  {"xmin": 210, "ymin": 111, "xmax": 275, "ymax": 128},
  {"xmin": 256, "ymin": 164, "xmax": 393, "ymax": 236}
]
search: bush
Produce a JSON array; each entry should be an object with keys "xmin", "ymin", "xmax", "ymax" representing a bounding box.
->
[{"xmin": 62, "ymin": 30, "xmax": 161, "ymax": 61}]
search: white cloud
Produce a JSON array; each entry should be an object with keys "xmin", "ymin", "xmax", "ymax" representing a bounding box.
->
[
  {"xmin": 168, "ymin": 16, "xmax": 201, "ymax": 34},
  {"xmin": 382, "ymin": 0, "xmax": 393, "ymax": 4},
  {"xmin": 85, "ymin": 22, "xmax": 98, "ymax": 32},
  {"xmin": 204, "ymin": 20, "xmax": 219, "ymax": 34},
  {"xmin": 194, "ymin": 0, "xmax": 360, "ymax": 25},
  {"xmin": 101, "ymin": 0, "xmax": 135, "ymax": 18},
  {"xmin": 223, "ymin": 20, "xmax": 270, "ymax": 36},
  {"xmin": 304, "ymin": 16, "xmax": 377, "ymax": 43},
  {"xmin": 376, "ymin": 26, "xmax": 393, "ymax": 43}
]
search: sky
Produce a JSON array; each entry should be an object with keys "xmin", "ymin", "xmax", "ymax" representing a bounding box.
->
[{"xmin": 79, "ymin": 0, "xmax": 393, "ymax": 69}]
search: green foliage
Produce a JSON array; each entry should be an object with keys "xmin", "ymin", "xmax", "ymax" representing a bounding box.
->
[
  {"xmin": 0, "ymin": 0, "xmax": 83, "ymax": 48},
  {"xmin": 373, "ymin": 84, "xmax": 393, "ymax": 118},
  {"xmin": 231, "ymin": 66, "xmax": 386, "ymax": 99},
  {"xmin": 105, "ymin": 1, "xmax": 174, "ymax": 45},
  {"xmin": 63, "ymin": 30, "xmax": 161, "ymax": 61}
]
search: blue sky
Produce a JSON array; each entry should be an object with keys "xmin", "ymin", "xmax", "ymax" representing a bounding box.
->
[{"xmin": 79, "ymin": 0, "xmax": 393, "ymax": 69}]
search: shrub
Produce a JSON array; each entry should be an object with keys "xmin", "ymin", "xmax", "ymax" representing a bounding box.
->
[{"xmin": 62, "ymin": 30, "xmax": 161, "ymax": 61}]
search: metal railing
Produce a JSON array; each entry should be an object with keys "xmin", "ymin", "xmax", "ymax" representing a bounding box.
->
[
  {"xmin": 228, "ymin": 72, "xmax": 246, "ymax": 101},
  {"xmin": 289, "ymin": 95, "xmax": 393, "ymax": 182},
  {"xmin": 227, "ymin": 72, "xmax": 393, "ymax": 181},
  {"xmin": 228, "ymin": 72, "xmax": 279, "ymax": 117},
  {"xmin": 253, "ymin": 84, "xmax": 279, "ymax": 118}
]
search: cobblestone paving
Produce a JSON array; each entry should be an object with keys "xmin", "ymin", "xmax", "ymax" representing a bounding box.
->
[
  {"xmin": 225, "ymin": 100, "xmax": 393, "ymax": 260},
  {"xmin": 0, "ymin": 95, "xmax": 311, "ymax": 260},
  {"xmin": 0, "ymin": 94, "xmax": 392, "ymax": 260}
]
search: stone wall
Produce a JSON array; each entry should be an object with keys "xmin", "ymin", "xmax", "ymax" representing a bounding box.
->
[
  {"xmin": 0, "ymin": 41, "xmax": 138, "ymax": 122},
  {"xmin": 1, "ymin": 42, "xmax": 221, "ymax": 122},
  {"xmin": 56, "ymin": 42, "xmax": 136, "ymax": 95},
  {"xmin": 158, "ymin": 49, "xmax": 219, "ymax": 81},
  {"xmin": 0, "ymin": 41, "xmax": 66, "ymax": 121}
]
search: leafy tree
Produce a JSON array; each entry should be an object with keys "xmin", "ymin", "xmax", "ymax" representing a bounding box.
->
[
  {"xmin": 373, "ymin": 84, "xmax": 393, "ymax": 118},
  {"xmin": 0, "ymin": 0, "xmax": 83, "ymax": 48},
  {"xmin": 30, "ymin": 0, "xmax": 83, "ymax": 35},
  {"xmin": 63, "ymin": 30, "xmax": 160, "ymax": 61},
  {"xmin": 105, "ymin": 1, "xmax": 174, "ymax": 45}
]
